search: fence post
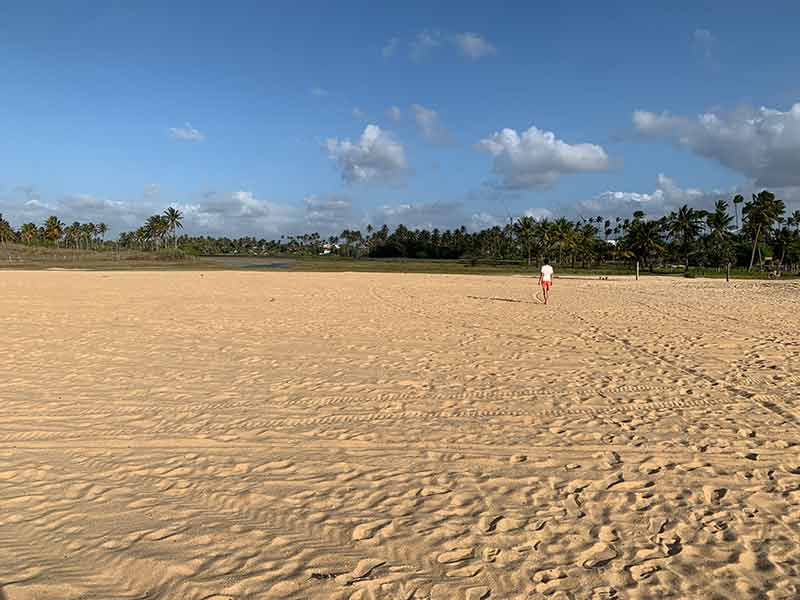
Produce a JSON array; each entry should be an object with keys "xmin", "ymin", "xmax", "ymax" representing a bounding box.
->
[
  {"xmin": 636, "ymin": 261, "xmax": 639, "ymax": 281},
  {"xmin": 726, "ymin": 262, "xmax": 730, "ymax": 283}
]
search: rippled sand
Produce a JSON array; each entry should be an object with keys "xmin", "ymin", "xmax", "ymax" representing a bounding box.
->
[{"xmin": 2, "ymin": 271, "xmax": 799, "ymax": 599}]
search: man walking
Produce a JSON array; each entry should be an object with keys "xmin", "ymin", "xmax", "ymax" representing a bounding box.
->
[{"xmin": 538, "ymin": 258, "xmax": 554, "ymax": 304}]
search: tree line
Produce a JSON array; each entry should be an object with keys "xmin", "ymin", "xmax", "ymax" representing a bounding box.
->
[{"xmin": 2, "ymin": 191, "xmax": 799, "ymax": 272}]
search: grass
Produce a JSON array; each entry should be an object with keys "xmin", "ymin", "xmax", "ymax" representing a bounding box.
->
[
  {"xmin": 0, "ymin": 243, "xmax": 205, "ymax": 270},
  {"xmin": 2, "ymin": 244, "xmax": 796, "ymax": 279}
]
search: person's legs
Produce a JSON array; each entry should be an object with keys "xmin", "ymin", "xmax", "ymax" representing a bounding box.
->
[{"xmin": 542, "ymin": 283, "xmax": 549, "ymax": 304}]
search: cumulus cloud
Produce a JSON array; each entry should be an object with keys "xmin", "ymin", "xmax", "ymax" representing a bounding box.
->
[
  {"xmin": 478, "ymin": 126, "xmax": 611, "ymax": 188},
  {"xmin": 410, "ymin": 30, "xmax": 442, "ymax": 60},
  {"xmin": 470, "ymin": 212, "xmax": 502, "ymax": 229},
  {"xmin": 373, "ymin": 201, "xmax": 466, "ymax": 230},
  {"xmin": 382, "ymin": 37, "xmax": 399, "ymax": 58},
  {"xmin": 325, "ymin": 124, "xmax": 408, "ymax": 184},
  {"xmin": 524, "ymin": 207, "xmax": 555, "ymax": 220},
  {"xmin": 387, "ymin": 106, "xmax": 402, "ymax": 121},
  {"xmin": 453, "ymin": 32, "xmax": 497, "ymax": 59},
  {"xmin": 693, "ymin": 28, "xmax": 715, "ymax": 62},
  {"xmin": 303, "ymin": 194, "xmax": 355, "ymax": 229},
  {"xmin": 169, "ymin": 123, "xmax": 205, "ymax": 141},
  {"xmin": 411, "ymin": 104, "xmax": 450, "ymax": 143},
  {"xmin": 633, "ymin": 103, "xmax": 800, "ymax": 187},
  {"xmin": 576, "ymin": 174, "xmax": 724, "ymax": 219}
]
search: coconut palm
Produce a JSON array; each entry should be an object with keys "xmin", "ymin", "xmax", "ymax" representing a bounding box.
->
[
  {"xmin": 145, "ymin": 214, "xmax": 169, "ymax": 250},
  {"xmin": 732, "ymin": 194, "xmax": 744, "ymax": 231},
  {"xmin": 621, "ymin": 218, "xmax": 664, "ymax": 271},
  {"xmin": 513, "ymin": 215, "xmax": 537, "ymax": 265},
  {"xmin": 82, "ymin": 223, "xmax": 96, "ymax": 250},
  {"xmin": 20, "ymin": 222, "xmax": 38, "ymax": 245},
  {"xmin": 552, "ymin": 217, "xmax": 576, "ymax": 265},
  {"xmin": 98, "ymin": 223, "xmax": 108, "ymax": 246},
  {"xmin": 0, "ymin": 214, "xmax": 15, "ymax": 246},
  {"xmin": 666, "ymin": 204, "xmax": 704, "ymax": 270},
  {"xmin": 163, "ymin": 207, "xmax": 183, "ymax": 249},
  {"xmin": 705, "ymin": 200, "xmax": 735, "ymax": 267},
  {"xmin": 742, "ymin": 191, "xmax": 786, "ymax": 271},
  {"xmin": 43, "ymin": 216, "xmax": 64, "ymax": 247},
  {"xmin": 788, "ymin": 210, "xmax": 800, "ymax": 233}
]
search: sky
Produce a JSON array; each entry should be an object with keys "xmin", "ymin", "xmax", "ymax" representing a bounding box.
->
[{"xmin": 2, "ymin": 1, "xmax": 800, "ymax": 237}]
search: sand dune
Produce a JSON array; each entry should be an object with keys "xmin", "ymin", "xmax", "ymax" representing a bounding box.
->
[{"xmin": 1, "ymin": 271, "xmax": 799, "ymax": 599}]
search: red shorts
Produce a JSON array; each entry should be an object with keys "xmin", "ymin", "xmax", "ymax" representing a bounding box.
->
[{"xmin": 541, "ymin": 281, "xmax": 552, "ymax": 290}]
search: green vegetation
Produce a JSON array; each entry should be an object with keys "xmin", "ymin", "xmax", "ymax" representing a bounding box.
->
[{"xmin": 2, "ymin": 191, "xmax": 799, "ymax": 277}]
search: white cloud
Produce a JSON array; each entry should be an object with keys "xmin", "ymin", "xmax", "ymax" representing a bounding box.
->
[
  {"xmin": 410, "ymin": 30, "xmax": 442, "ymax": 60},
  {"xmin": 311, "ymin": 86, "xmax": 329, "ymax": 97},
  {"xmin": 633, "ymin": 103, "xmax": 800, "ymax": 187},
  {"xmin": 382, "ymin": 37, "xmax": 399, "ymax": 58},
  {"xmin": 387, "ymin": 106, "xmax": 402, "ymax": 121},
  {"xmin": 693, "ymin": 28, "xmax": 715, "ymax": 61},
  {"xmin": 524, "ymin": 207, "xmax": 555, "ymax": 220},
  {"xmin": 478, "ymin": 126, "xmax": 611, "ymax": 188},
  {"xmin": 169, "ymin": 123, "xmax": 205, "ymax": 141},
  {"xmin": 577, "ymin": 174, "xmax": 723, "ymax": 219},
  {"xmin": 374, "ymin": 201, "xmax": 464, "ymax": 230},
  {"xmin": 352, "ymin": 107, "xmax": 366, "ymax": 120},
  {"xmin": 411, "ymin": 103, "xmax": 449, "ymax": 143},
  {"xmin": 303, "ymin": 194, "xmax": 355, "ymax": 229},
  {"xmin": 325, "ymin": 124, "xmax": 408, "ymax": 184},
  {"xmin": 470, "ymin": 211, "xmax": 504, "ymax": 230},
  {"xmin": 453, "ymin": 32, "xmax": 497, "ymax": 59},
  {"xmin": 180, "ymin": 191, "xmax": 301, "ymax": 235}
]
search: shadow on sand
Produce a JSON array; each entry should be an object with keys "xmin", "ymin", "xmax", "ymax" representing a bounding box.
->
[{"xmin": 467, "ymin": 295, "xmax": 541, "ymax": 305}]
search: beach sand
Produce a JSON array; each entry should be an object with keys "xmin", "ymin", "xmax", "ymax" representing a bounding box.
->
[{"xmin": 1, "ymin": 271, "xmax": 799, "ymax": 599}]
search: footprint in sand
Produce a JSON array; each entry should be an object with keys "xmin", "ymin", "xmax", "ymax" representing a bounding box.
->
[
  {"xmin": 630, "ymin": 563, "xmax": 659, "ymax": 581},
  {"xmin": 579, "ymin": 543, "xmax": 618, "ymax": 569},
  {"xmin": 437, "ymin": 547, "xmax": 474, "ymax": 564},
  {"xmin": 465, "ymin": 586, "xmax": 491, "ymax": 600},
  {"xmin": 495, "ymin": 517, "xmax": 526, "ymax": 533},
  {"xmin": 702, "ymin": 485, "xmax": 727, "ymax": 504},
  {"xmin": 598, "ymin": 526, "xmax": 619, "ymax": 542},
  {"xmin": 477, "ymin": 515, "xmax": 501, "ymax": 533},
  {"xmin": 446, "ymin": 564, "xmax": 482, "ymax": 577},
  {"xmin": 335, "ymin": 558, "xmax": 386, "ymax": 586},
  {"xmin": 351, "ymin": 519, "xmax": 391, "ymax": 541}
]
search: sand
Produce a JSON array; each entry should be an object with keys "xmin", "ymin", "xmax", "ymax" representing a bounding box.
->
[{"xmin": 1, "ymin": 271, "xmax": 799, "ymax": 599}]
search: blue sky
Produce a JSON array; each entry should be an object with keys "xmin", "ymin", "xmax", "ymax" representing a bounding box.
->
[{"xmin": 2, "ymin": 1, "xmax": 800, "ymax": 236}]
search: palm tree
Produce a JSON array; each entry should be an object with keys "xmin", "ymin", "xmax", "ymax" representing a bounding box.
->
[
  {"xmin": 513, "ymin": 215, "xmax": 537, "ymax": 265},
  {"xmin": 145, "ymin": 215, "xmax": 169, "ymax": 250},
  {"xmin": 705, "ymin": 200, "xmax": 735, "ymax": 267},
  {"xmin": 66, "ymin": 222, "xmax": 81, "ymax": 248},
  {"xmin": 666, "ymin": 204, "xmax": 704, "ymax": 270},
  {"xmin": 0, "ymin": 214, "xmax": 14, "ymax": 246},
  {"xmin": 788, "ymin": 210, "xmax": 800, "ymax": 233},
  {"xmin": 732, "ymin": 194, "xmax": 744, "ymax": 231},
  {"xmin": 98, "ymin": 223, "xmax": 108, "ymax": 247},
  {"xmin": 552, "ymin": 217, "xmax": 575, "ymax": 265},
  {"xmin": 772, "ymin": 226, "xmax": 795, "ymax": 271},
  {"xmin": 43, "ymin": 216, "xmax": 64, "ymax": 247},
  {"xmin": 621, "ymin": 219, "xmax": 664, "ymax": 271},
  {"xmin": 20, "ymin": 222, "xmax": 38, "ymax": 245},
  {"xmin": 163, "ymin": 207, "xmax": 183, "ymax": 249},
  {"xmin": 81, "ymin": 223, "xmax": 96, "ymax": 250},
  {"xmin": 742, "ymin": 190, "xmax": 786, "ymax": 271}
]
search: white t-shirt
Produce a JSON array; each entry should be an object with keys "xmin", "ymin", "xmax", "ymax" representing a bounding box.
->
[{"xmin": 540, "ymin": 265, "xmax": 554, "ymax": 282}]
